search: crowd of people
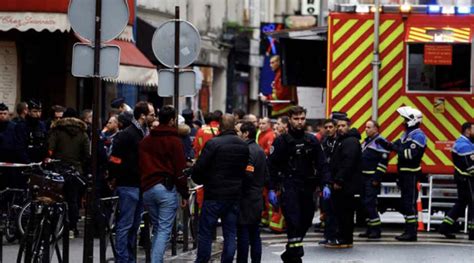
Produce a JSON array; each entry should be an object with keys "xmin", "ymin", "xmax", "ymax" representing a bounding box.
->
[{"xmin": 1, "ymin": 98, "xmax": 473, "ymax": 263}]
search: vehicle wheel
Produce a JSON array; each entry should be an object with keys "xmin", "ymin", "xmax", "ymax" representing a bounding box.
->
[{"xmin": 18, "ymin": 202, "xmax": 64, "ymax": 238}]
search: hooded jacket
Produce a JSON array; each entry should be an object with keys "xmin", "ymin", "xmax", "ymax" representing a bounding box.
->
[
  {"xmin": 178, "ymin": 124, "xmax": 194, "ymax": 161},
  {"xmin": 330, "ymin": 128, "xmax": 362, "ymax": 195},
  {"xmin": 48, "ymin": 118, "xmax": 90, "ymax": 174},
  {"xmin": 140, "ymin": 125, "xmax": 189, "ymax": 198}
]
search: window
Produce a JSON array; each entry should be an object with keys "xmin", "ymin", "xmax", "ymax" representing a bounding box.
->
[{"xmin": 407, "ymin": 43, "xmax": 471, "ymax": 92}]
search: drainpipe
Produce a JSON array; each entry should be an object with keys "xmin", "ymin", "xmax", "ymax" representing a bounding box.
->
[{"xmin": 372, "ymin": 0, "xmax": 381, "ymax": 121}]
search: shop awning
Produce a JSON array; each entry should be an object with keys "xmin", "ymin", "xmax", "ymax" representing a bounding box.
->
[
  {"xmin": 103, "ymin": 40, "xmax": 158, "ymax": 87},
  {"xmin": 0, "ymin": 12, "xmax": 70, "ymax": 32},
  {"xmin": 406, "ymin": 26, "xmax": 471, "ymax": 43}
]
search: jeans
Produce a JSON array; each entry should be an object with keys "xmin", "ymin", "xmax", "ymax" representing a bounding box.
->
[
  {"xmin": 196, "ymin": 200, "xmax": 239, "ymax": 263},
  {"xmin": 237, "ymin": 224, "xmax": 262, "ymax": 263},
  {"xmin": 143, "ymin": 184, "xmax": 179, "ymax": 263},
  {"xmin": 115, "ymin": 186, "xmax": 143, "ymax": 263}
]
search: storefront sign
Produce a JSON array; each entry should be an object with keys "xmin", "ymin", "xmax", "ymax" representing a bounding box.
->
[
  {"xmin": 0, "ymin": 12, "xmax": 70, "ymax": 32},
  {"xmin": 284, "ymin": 15, "xmax": 317, "ymax": 29},
  {"xmin": 0, "ymin": 41, "xmax": 18, "ymax": 112},
  {"xmin": 424, "ymin": 44, "xmax": 452, "ymax": 65},
  {"xmin": 301, "ymin": 0, "xmax": 319, "ymax": 15}
]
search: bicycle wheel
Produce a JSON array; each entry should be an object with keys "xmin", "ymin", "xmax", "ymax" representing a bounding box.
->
[{"xmin": 19, "ymin": 201, "xmax": 65, "ymax": 238}]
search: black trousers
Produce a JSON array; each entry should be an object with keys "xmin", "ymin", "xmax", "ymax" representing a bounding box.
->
[
  {"xmin": 399, "ymin": 172, "xmax": 418, "ymax": 234},
  {"xmin": 332, "ymin": 191, "xmax": 355, "ymax": 244},
  {"xmin": 446, "ymin": 176, "xmax": 474, "ymax": 230},
  {"xmin": 281, "ymin": 180, "xmax": 316, "ymax": 241},
  {"xmin": 361, "ymin": 176, "xmax": 381, "ymax": 230}
]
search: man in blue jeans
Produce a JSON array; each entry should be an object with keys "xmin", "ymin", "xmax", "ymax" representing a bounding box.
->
[
  {"xmin": 140, "ymin": 105, "xmax": 189, "ymax": 262},
  {"xmin": 109, "ymin": 101, "xmax": 155, "ymax": 262},
  {"xmin": 189, "ymin": 114, "xmax": 249, "ymax": 263}
]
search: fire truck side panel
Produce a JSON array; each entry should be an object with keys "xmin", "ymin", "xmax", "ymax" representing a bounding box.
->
[{"xmin": 327, "ymin": 13, "xmax": 474, "ymax": 175}]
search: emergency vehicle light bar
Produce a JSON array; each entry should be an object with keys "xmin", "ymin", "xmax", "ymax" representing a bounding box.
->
[{"xmin": 334, "ymin": 4, "xmax": 473, "ymax": 15}]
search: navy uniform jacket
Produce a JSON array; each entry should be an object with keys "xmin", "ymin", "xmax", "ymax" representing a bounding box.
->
[
  {"xmin": 451, "ymin": 135, "xmax": 474, "ymax": 177},
  {"xmin": 394, "ymin": 128, "xmax": 427, "ymax": 173},
  {"xmin": 269, "ymin": 129, "xmax": 330, "ymax": 189},
  {"xmin": 361, "ymin": 134, "xmax": 390, "ymax": 181}
]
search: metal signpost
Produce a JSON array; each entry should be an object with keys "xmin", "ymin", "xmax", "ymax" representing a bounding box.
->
[
  {"xmin": 151, "ymin": 6, "xmax": 201, "ymax": 126},
  {"xmin": 68, "ymin": 0, "xmax": 128, "ymax": 262},
  {"xmin": 151, "ymin": 6, "xmax": 200, "ymax": 253}
]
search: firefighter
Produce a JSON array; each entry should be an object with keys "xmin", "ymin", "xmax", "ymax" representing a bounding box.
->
[
  {"xmin": 259, "ymin": 55, "xmax": 298, "ymax": 117},
  {"xmin": 378, "ymin": 106, "xmax": 426, "ymax": 241},
  {"xmin": 359, "ymin": 120, "xmax": 389, "ymax": 239},
  {"xmin": 439, "ymin": 122, "xmax": 474, "ymax": 240},
  {"xmin": 268, "ymin": 106, "xmax": 329, "ymax": 262}
]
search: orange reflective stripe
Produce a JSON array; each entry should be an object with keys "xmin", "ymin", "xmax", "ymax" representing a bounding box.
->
[
  {"xmin": 48, "ymin": 150, "xmax": 53, "ymax": 157},
  {"xmin": 246, "ymin": 165, "xmax": 255, "ymax": 173},
  {"xmin": 109, "ymin": 156, "xmax": 122, "ymax": 164}
]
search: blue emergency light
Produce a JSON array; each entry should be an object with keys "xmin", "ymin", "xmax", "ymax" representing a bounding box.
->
[
  {"xmin": 456, "ymin": 6, "xmax": 471, "ymax": 15},
  {"xmin": 427, "ymin": 5, "xmax": 441, "ymax": 14}
]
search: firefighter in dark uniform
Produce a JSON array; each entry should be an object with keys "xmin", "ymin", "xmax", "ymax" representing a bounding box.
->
[
  {"xmin": 359, "ymin": 120, "xmax": 389, "ymax": 239},
  {"xmin": 379, "ymin": 106, "xmax": 426, "ymax": 241},
  {"xmin": 439, "ymin": 122, "xmax": 474, "ymax": 240},
  {"xmin": 19, "ymin": 100, "xmax": 48, "ymax": 162},
  {"xmin": 268, "ymin": 106, "xmax": 329, "ymax": 263}
]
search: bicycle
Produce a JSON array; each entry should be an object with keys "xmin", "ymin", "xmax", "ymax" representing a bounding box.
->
[
  {"xmin": 0, "ymin": 187, "xmax": 27, "ymax": 243},
  {"xmin": 16, "ymin": 161, "xmax": 85, "ymax": 263}
]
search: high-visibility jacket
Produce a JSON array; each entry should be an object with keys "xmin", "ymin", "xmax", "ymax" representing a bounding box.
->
[
  {"xmin": 258, "ymin": 129, "xmax": 275, "ymax": 156},
  {"xmin": 266, "ymin": 69, "xmax": 298, "ymax": 117},
  {"xmin": 193, "ymin": 121, "xmax": 219, "ymax": 157}
]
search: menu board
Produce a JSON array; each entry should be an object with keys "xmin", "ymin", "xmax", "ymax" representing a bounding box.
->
[{"xmin": 0, "ymin": 41, "xmax": 17, "ymax": 112}]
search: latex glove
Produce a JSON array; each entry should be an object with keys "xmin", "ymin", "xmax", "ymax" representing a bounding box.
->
[
  {"xmin": 322, "ymin": 186, "xmax": 331, "ymax": 200},
  {"xmin": 268, "ymin": 190, "xmax": 278, "ymax": 207}
]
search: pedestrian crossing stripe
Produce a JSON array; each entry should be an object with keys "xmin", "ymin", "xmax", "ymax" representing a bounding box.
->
[{"xmin": 327, "ymin": 13, "xmax": 473, "ymax": 175}]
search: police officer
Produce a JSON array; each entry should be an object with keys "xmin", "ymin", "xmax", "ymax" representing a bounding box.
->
[
  {"xmin": 379, "ymin": 106, "xmax": 426, "ymax": 241},
  {"xmin": 439, "ymin": 122, "xmax": 474, "ymax": 240},
  {"xmin": 20, "ymin": 99, "xmax": 48, "ymax": 162},
  {"xmin": 268, "ymin": 106, "xmax": 329, "ymax": 262},
  {"xmin": 359, "ymin": 120, "xmax": 389, "ymax": 239}
]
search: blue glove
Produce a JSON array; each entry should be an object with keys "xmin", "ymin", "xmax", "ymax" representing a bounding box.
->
[
  {"xmin": 268, "ymin": 190, "xmax": 278, "ymax": 207},
  {"xmin": 323, "ymin": 186, "xmax": 331, "ymax": 200}
]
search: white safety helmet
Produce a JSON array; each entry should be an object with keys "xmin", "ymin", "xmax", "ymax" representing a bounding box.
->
[{"xmin": 397, "ymin": 106, "xmax": 422, "ymax": 127}]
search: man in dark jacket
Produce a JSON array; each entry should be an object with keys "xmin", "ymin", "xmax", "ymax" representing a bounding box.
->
[
  {"xmin": 190, "ymin": 114, "xmax": 249, "ymax": 263},
  {"xmin": 325, "ymin": 117, "xmax": 361, "ymax": 249},
  {"xmin": 0, "ymin": 103, "xmax": 28, "ymax": 189},
  {"xmin": 140, "ymin": 105, "xmax": 189, "ymax": 262},
  {"xmin": 268, "ymin": 106, "xmax": 329, "ymax": 263},
  {"xmin": 48, "ymin": 117, "xmax": 90, "ymax": 237},
  {"xmin": 235, "ymin": 121, "xmax": 267, "ymax": 263},
  {"xmin": 16, "ymin": 99, "xmax": 48, "ymax": 162},
  {"xmin": 109, "ymin": 101, "xmax": 155, "ymax": 263}
]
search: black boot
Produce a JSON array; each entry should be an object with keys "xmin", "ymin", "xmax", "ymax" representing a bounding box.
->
[
  {"xmin": 439, "ymin": 222, "xmax": 456, "ymax": 239},
  {"xmin": 281, "ymin": 245, "xmax": 304, "ymax": 263},
  {"xmin": 395, "ymin": 224, "xmax": 417, "ymax": 241},
  {"xmin": 367, "ymin": 227, "xmax": 381, "ymax": 239}
]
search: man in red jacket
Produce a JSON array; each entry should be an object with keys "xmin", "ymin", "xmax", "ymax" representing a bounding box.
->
[
  {"xmin": 259, "ymin": 55, "xmax": 298, "ymax": 117},
  {"xmin": 139, "ymin": 105, "xmax": 189, "ymax": 262}
]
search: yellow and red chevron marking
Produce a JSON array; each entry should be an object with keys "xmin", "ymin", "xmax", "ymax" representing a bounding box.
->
[
  {"xmin": 327, "ymin": 13, "xmax": 474, "ymax": 174},
  {"xmin": 406, "ymin": 26, "xmax": 471, "ymax": 43}
]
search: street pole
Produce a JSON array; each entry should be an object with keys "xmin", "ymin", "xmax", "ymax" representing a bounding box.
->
[
  {"xmin": 174, "ymin": 6, "xmax": 180, "ymax": 126},
  {"xmin": 371, "ymin": 0, "xmax": 381, "ymax": 121},
  {"xmin": 83, "ymin": 0, "xmax": 101, "ymax": 261}
]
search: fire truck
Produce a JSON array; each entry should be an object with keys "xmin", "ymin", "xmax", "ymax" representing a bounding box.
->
[{"xmin": 325, "ymin": 2, "xmax": 473, "ymax": 224}]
